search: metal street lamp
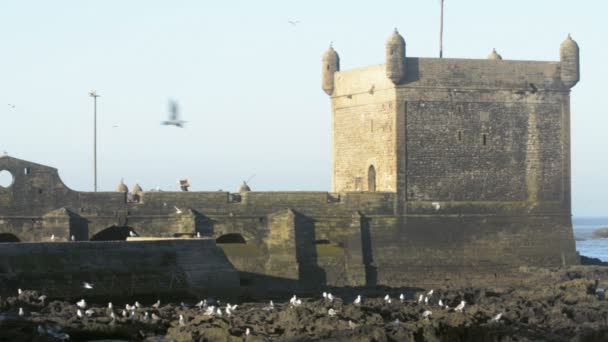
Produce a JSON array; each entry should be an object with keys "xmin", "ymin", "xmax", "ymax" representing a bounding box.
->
[{"xmin": 89, "ymin": 90, "xmax": 100, "ymax": 192}]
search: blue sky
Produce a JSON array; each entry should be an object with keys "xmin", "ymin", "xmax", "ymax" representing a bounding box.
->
[{"xmin": 0, "ymin": 1, "xmax": 605, "ymax": 216}]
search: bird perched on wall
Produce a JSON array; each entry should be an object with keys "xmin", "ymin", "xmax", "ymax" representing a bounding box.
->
[
  {"xmin": 50, "ymin": 234, "xmax": 55, "ymax": 241},
  {"xmin": 161, "ymin": 100, "xmax": 186, "ymax": 128},
  {"xmin": 129, "ymin": 230, "xmax": 138, "ymax": 237},
  {"xmin": 174, "ymin": 206, "xmax": 182, "ymax": 214}
]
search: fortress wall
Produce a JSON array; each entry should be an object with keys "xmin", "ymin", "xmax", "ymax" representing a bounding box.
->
[
  {"xmin": 403, "ymin": 58, "xmax": 562, "ymax": 90},
  {"xmin": 363, "ymin": 215, "xmax": 579, "ymax": 288},
  {"xmin": 0, "ymin": 239, "xmax": 239, "ymax": 299},
  {"xmin": 139, "ymin": 191, "xmax": 230, "ymax": 210},
  {"xmin": 332, "ymin": 65, "xmax": 398, "ymax": 193}
]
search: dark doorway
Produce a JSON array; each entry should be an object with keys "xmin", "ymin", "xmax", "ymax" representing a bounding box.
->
[
  {"xmin": 90, "ymin": 226, "xmax": 135, "ymax": 241},
  {"xmin": 216, "ymin": 233, "xmax": 246, "ymax": 244},
  {"xmin": 368, "ymin": 165, "xmax": 376, "ymax": 192},
  {"xmin": 0, "ymin": 233, "xmax": 20, "ymax": 243}
]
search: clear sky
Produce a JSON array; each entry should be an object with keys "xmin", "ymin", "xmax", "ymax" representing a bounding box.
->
[{"xmin": 0, "ymin": 1, "xmax": 605, "ymax": 216}]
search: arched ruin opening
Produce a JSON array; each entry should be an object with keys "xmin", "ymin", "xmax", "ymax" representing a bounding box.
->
[
  {"xmin": 216, "ymin": 233, "xmax": 246, "ymax": 244},
  {"xmin": 0, "ymin": 170, "xmax": 14, "ymax": 188},
  {"xmin": 90, "ymin": 226, "xmax": 136, "ymax": 241},
  {"xmin": 0, "ymin": 233, "xmax": 20, "ymax": 243}
]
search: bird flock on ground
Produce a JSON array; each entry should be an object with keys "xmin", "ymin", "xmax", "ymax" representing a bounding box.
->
[{"xmin": 13, "ymin": 283, "xmax": 504, "ymax": 340}]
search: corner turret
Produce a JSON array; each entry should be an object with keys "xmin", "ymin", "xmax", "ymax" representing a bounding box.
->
[
  {"xmin": 322, "ymin": 44, "xmax": 340, "ymax": 95},
  {"xmin": 385, "ymin": 28, "xmax": 406, "ymax": 84},
  {"xmin": 488, "ymin": 48, "xmax": 503, "ymax": 60},
  {"xmin": 560, "ymin": 34, "xmax": 580, "ymax": 88},
  {"xmin": 116, "ymin": 179, "xmax": 128, "ymax": 193}
]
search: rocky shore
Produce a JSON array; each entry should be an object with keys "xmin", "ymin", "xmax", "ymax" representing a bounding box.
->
[{"xmin": 1, "ymin": 266, "xmax": 608, "ymax": 342}]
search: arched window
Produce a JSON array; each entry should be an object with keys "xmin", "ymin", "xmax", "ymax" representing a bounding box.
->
[
  {"xmin": 216, "ymin": 233, "xmax": 246, "ymax": 244},
  {"xmin": 90, "ymin": 226, "xmax": 136, "ymax": 241},
  {"xmin": 0, "ymin": 233, "xmax": 20, "ymax": 243},
  {"xmin": 368, "ymin": 165, "xmax": 376, "ymax": 192}
]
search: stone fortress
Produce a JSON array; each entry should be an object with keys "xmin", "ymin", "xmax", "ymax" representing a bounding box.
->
[{"xmin": 0, "ymin": 29, "xmax": 580, "ymax": 297}]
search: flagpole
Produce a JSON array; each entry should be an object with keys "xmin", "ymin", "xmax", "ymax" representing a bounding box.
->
[{"xmin": 439, "ymin": 0, "xmax": 444, "ymax": 58}]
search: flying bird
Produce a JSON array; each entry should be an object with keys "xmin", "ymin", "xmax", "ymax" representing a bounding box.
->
[
  {"xmin": 8, "ymin": 104, "xmax": 15, "ymax": 109},
  {"xmin": 288, "ymin": 19, "xmax": 300, "ymax": 26},
  {"xmin": 161, "ymin": 100, "xmax": 186, "ymax": 127}
]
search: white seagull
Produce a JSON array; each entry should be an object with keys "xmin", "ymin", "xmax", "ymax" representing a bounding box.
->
[
  {"xmin": 85, "ymin": 309, "xmax": 95, "ymax": 317},
  {"xmin": 455, "ymin": 300, "xmax": 466, "ymax": 312},
  {"xmin": 174, "ymin": 206, "xmax": 182, "ymax": 214},
  {"xmin": 328, "ymin": 308, "xmax": 338, "ymax": 317},
  {"xmin": 438, "ymin": 299, "xmax": 444, "ymax": 308},
  {"xmin": 353, "ymin": 295, "xmax": 361, "ymax": 305},
  {"xmin": 422, "ymin": 310, "xmax": 432, "ymax": 318},
  {"xmin": 18, "ymin": 307, "xmax": 24, "ymax": 317},
  {"xmin": 384, "ymin": 294, "xmax": 390, "ymax": 303},
  {"xmin": 76, "ymin": 309, "xmax": 83, "ymax": 319},
  {"xmin": 179, "ymin": 314, "xmax": 186, "ymax": 326},
  {"xmin": 399, "ymin": 293, "xmax": 405, "ymax": 302},
  {"xmin": 491, "ymin": 312, "xmax": 503, "ymax": 322},
  {"xmin": 418, "ymin": 294, "xmax": 424, "ymax": 303},
  {"xmin": 427, "ymin": 289, "xmax": 434, "ymax": 296},
  {"xmin": 152, "ymin": 313, "xmax": 161, "ymax": 321},
  {"xmin": 153, "ymin": 300, "xmax": 161, "ymax": 309},
  {"xmin": 83, "ymin": 282, "xmax": 94, "ymax": 289},
  {"xmin": 76, "ymin": 299, "xmax": 86, "ymax": 309},
  {"xmin": 18, "ymin": 288, "xmax": 22, "ymax": 295},
  {"xmin": 162, "ymin": 100, "xmax": 186, "ymax": 128},
  {"xmin": 245, "ymin": 328, "xmax": 250, "ymax": 336},
  {"xmin": 129, "ymin": 230, "xmax": 138, "ymax": 237},
  {"xmin": 51, "ymin": 234, "xmax": 55, "ymax": 241}
]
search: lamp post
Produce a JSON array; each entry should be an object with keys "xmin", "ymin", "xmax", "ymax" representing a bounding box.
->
[
  {"xmin": 439, "ymin": 0, "xmax": 445, "ymax": 58},
  {"xmin": 88, "ymin": 90, "xmax": 100, "ymax": 192}
]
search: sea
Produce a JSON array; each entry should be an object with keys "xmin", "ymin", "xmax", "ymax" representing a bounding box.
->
[{"xmin": 574, "ymin": 217, "xmax": 608, "ymax": 262}]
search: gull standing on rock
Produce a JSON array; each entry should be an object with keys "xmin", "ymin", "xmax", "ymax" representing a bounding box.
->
[
  {"xmin": 18, "ymin": 288, "xmax": 22, "ymax": 295},
  {"xmin": 38, "ymin": 295, "xmax": 47, "ymax": 303},
  {"xmin": 83, "ymin": 282, "xmax": 94, "ymax": 289},
  {"xmin": 328, "ymin": 308, "xmax": 338, "ymax": 317},
  {"xmin": 491, "ymin": 313, "xmax": 503, "ymax": 322},
  {"xmin": 399, "ymin": 293, "xmax": 405, "ymax": 302},
  {"xmin": 152, "ymin": 313, "xmax": 161, "ymax": 321},
  {"xmin": 153, "ymin": 300, "xmax": 161, "ymax": 309},
  {"xmin": 353, "ymin": 295, "xmax": 361, "ymax": 305},
  {"xmin": 422, "ymin": 310, "xmax": 432, "ymax": 319},
  {"xmin": 418, "ymin": 294, "xmax": 424, "ymax": 303},
  {"xmin": 85, "ymin": 309, "xmax": 94, "ymax": 317},
  {"xmin": 174, "ymin": 206, "xmax": 182, "ymax": 214},
  {"xmin": 76, "ymin": 299, "xmax": 86, "ymax": 309},
  {"xmin": 76, "ymin": 309, "xmax": 83, "ymax": 319},
  {"xmin": 179, "ymin": 314, "xmax": 186, "ymax": 326},
  {"xmin": 455, "ymin": 300, "xmax": 466, "ymax": 312},
  {"xmin": 18, "ymin": 307, "xmax": 24, "ymax": 317}
]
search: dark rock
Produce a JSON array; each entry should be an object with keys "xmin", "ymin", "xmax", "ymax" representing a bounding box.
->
[{"xmin": 592, "ymin": 227, "xmax": 608, "ymax": 239}]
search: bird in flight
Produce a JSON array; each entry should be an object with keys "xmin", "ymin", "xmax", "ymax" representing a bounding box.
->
[
  {"xmin": 7, "ymin": 104, "xmax": 15, "ymax": 109},
  {"xmin": 288, "ymin": 19, "xmax": 300, "ymax": 26},
  {"xmin": 161, "ymin": 99, "xmax": 186, "ymax": 128}
]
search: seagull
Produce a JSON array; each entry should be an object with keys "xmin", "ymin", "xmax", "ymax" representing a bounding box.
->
[
  {"xmin": 83, "ymin": 282, "xmax": 94, "ymax": 289},
  {"xmin": 108, "ymin": 302, "xmax": 113, "ymax": 310},
  {"xmin": 85, "ymin": 309, "xmax": 95, "ymax": 317},
  {"xmin": 129, "ymin": 230, "xmax": 138, "ymax": 237},
  {"xmin": 225, "ymin": 306, "xmax": 232, "ymax": 316},
  {"xmin": 289, "ymin": 295, "xmax": 297, "ymax": 305},
  {"xmin": 195, "ymin": 300, "xmax": 204, "ymax": 309},
  {"xmin": 122, "ymin": 310, "xmax": 127, "ymax": 317},
  {"xmin": 422, "ymin": 310, "xmax": 432, "ymax": 318},
  {"xmin": 424, "ymin": 296, "xmax": 429, "ymax": 305},
  {"xmin": 322, "ymin": 292, "xmax": 327, "ymax": 299},
  {"xmin": 152, "ymin": 313, "xmax": 161, "ymax": 321},
  {"xmin": 51, "ymin": 234, "xmax": 55, "ymax": 241},
  {"xmin": 438, "ymin": 299, "xmax": 444, "ymax": 308},
  {"xmin": 264, "ymin": 300, "xmax": 274, "ymax": 311},
  {"xmin": 110, "ymin": 311, "xmax": 116, "ymax": 320},
  {"xmin": 399, "ymin": 293, "xmax": 405, "ymax": 302},
  {"xmin": 162, "ymin": 99, "xmax": 186, "ymax": 128},
  {"xmin": 152, "ymin": 300, "xmax": 160, "ymax": 309},
  {"xmin": 125, "ymin": 304, "xmax": 133, "ymax": 311},
  {"xmin": 70, "ymin": 235, "xmax": 75, "ymax": 241},
  {"xmin": 142, "ymin": 312, "xmax": 149, "ymax": 321},
  {"xmin": 491, "ymin": 312, "xmax": 503, "ymax": 322},
  {"xmin": 76, "ymin": 299, "xmax": 86, "ymax": 309},
  {"xmin": 8, "ymin": 104, "xmax": 15, "ymax": 109},
  {"xmin": 205, "ymin": 306, "xmax": 215, "ymax": 316},
  {"xmin": 18, "ymin": 288, "xmax": 22, "ymax": 295},
  {"xmin": 427, "ymin": 289, "xmax": 434, "ymax": 296},
  {"xmin": 288, "ymin": 19, "xmax": 300, "ymax": 26},
  {"xmin": 353, "ymin": 295, "xmax": 361, "ymax": 305},
  {"xmin": 348, "ymin": 320, "xmax": 358, "ymax": 329},
  {"xmin": 327, "ymin": 293, "xmax": 334, "ymax": 302},
  {"xmin": 455, "ymin": 300, "xmax": 466, "ymax": 312},
  {"xmin": 245, "ymin": 328, "xmax": 250, "ymax": 336},
  {"xmin": 135, "ymin": 301, "xmax": 142, "ymax": 309},
  {"xmin": 418, "ymin": 294, "xmax": 424, "ymax": 303},
  {"xmin": 76, "ymin": 309, "xmax": 83, "ymax": 319},
  {"xmin": 196, "ymin": 232, "xmax": 201, "ymax": 238},
  {"xmin": 392, "ymin": 318, "xmax": 400, "ymax": 326},
  {"xmin": 18, "ymin": 307, "xmax": 24, "ymax": 317},
  {"xmin": 216, "ymin": 307, "xmax": 222, "ymax": 316},
  {"xmin": 384, "ymin": 294, "xmax": 391, "ymax": 303},
  {"xmin": 174, "ymin": 206, "xmax": 182, "ymax": 214},
  {"xmin": 38, "ymin": 295, "xmax": 47, "ymax": 303},
  {"xmin": 328, "ymin": 308, "xmax": 338, "ymax": 317}
]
